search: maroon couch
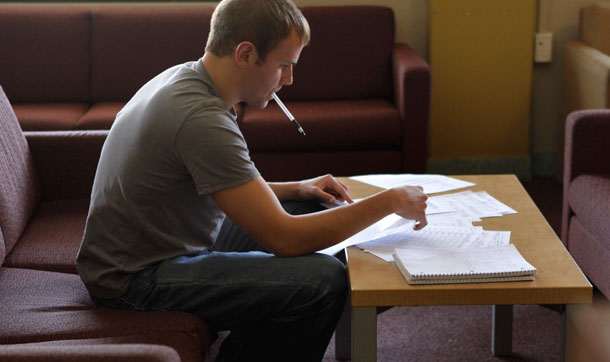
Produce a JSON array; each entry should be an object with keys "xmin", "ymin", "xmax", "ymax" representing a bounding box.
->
[
  {"xmin": 562, "ymin": 109, "xmax": 610, "ymax": 298},
  {"xmin": 0, "ymin": 5, "xmax": 430, "ymax": 181},
  {"xmin": 0, "ymin": 86, "xmax": 210, "ymax": 361}
]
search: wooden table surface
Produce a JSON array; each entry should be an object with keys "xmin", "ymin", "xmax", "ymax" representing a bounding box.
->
[{"xmin": 339, "ymin": 174, "xmax": 592, "ymax": 307}]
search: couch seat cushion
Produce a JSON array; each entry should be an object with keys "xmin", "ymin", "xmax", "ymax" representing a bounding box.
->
[
  {"xmin": 76, "ymin": 102, "xmax": 125, "ymax": 130},
  {"xmin": 13, "ymin": 103, "xmax": 90, "ymax": 131},
  {"xmin": 0, "ymin": 268, "xmax": 209, "ymax": 351},
  {"xmin": 0, "ymin": 344, "xmax": 182, "ymax": 362},
  {"xmin": 240, "ymin": 100, "xmax": 401, "ymax": 152},
  {"xmin": 3, "ymin": 199, "xmax": 89, "ymax": 274},
  {"xmin": 568, "ymin": 174, "xmax": 610, "ymax": 245}
]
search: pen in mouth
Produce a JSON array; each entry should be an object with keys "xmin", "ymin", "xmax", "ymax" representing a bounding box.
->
[{"xmin": 272, "ymin": 93, "xmax": 306, "ymax": 136}]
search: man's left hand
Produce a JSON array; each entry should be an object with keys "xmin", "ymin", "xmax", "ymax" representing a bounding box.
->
[{"xmin": 296, "ymin": 174, "xmax": 354, "ymax": 204}]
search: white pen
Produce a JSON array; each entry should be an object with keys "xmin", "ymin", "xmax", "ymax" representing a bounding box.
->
[{"xmin": 272, "ymin": 93, "xmax": 306, "ymax": 136}]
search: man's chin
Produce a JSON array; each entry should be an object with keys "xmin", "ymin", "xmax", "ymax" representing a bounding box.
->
[{"xmin": 246, "ymin": 100, "xmax": 269, "ymax": 109}]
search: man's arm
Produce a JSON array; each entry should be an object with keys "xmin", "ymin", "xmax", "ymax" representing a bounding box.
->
[
  {"xmin": 212, "ymin": 176, "xmax": 427, "ymax": 257},
  {"xmin": 267, "ymin": 174, "xmax": 354, "ymax": 203}
]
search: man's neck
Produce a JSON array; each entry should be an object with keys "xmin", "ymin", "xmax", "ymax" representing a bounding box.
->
[{"xmin": 201, "ymin": 53, "xmax": 240, "ymax": 109}]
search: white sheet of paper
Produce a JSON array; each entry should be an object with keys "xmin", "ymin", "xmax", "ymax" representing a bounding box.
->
[
  {"xmin": 322, "ymin": 198, "xmax": 453, "ymax": 216},
  {"xmin": 427, "ymin": 191, "xmax": 517, "ymax": 220},
  {"xmin": 317, "ymin": 179, "xmax": 517, "ymax": 260},
  {"xmin": 318, "ymin": 218, "xmax": 510, "ymax": 257},
  {"xmin": 361, "ymin": 227, "xmax": 511, "ymax": 261},
  {"xmin": 349, "ymin": 174, "xmax": 475, "ymax": 194}
]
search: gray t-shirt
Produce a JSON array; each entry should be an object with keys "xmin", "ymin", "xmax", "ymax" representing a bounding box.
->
[{"xmin": 76, "ymin": 59, "xmax": 260, "ymax": 298}]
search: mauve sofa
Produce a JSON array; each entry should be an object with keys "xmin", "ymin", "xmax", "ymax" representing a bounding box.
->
[
  {"xmin": 0, "ymin": 86, "xmax": 210, "ymax": 361},
  {"xmin": 0, "ymin": 5, "xmax": 430, "ymax": 181},
  {"xmin": 562, "ymin": 109, "xmax": 610, "ymax": 298},
  {"xmin": 561, "ymin": 109, "xmax": 610, "ymax": 362}
]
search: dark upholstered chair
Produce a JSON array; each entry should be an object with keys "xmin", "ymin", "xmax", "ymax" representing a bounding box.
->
[
  {"xmin": 0, "ymin": 85, "xmax": 210, "ymax": 361},
  {"xmin": 562, "ymin": 109, "xmax": 610, "ymax": 298}
]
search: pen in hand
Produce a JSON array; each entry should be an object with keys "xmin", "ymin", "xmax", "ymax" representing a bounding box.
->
[{"xmin": 272, "ymin": 93, "xmax": 306, "ymax": 136}]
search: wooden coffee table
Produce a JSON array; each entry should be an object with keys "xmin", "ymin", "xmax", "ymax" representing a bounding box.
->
[{"xmin": 333, "ymin": 174, "xmax": 592, "ymax": 362}]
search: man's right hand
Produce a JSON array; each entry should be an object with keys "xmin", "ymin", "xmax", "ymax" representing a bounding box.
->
[{"xmin": 388, "ymin": 186, "xmax": 428, "ymax": 230}]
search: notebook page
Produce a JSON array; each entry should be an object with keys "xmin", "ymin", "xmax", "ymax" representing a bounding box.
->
[{"xmin": 393, "ymin": 244, "xmax": 536, "ymax": 279}]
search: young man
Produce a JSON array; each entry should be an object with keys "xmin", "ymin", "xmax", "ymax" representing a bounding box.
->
[{"xmin": 76, "ymin": 0, "xmax": 428, "ymax": 361}]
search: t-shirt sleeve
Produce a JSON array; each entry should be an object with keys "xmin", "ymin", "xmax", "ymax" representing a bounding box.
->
[{"xmin": 174, "ymin": 108, "xmax": 260, "ymax": 195}]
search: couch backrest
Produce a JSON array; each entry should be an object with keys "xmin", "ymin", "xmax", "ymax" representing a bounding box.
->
[
  {"xmin": 0, "ymin": 86, "xmax": 41, "ymax": 255},
  {"xmin": 90, "ymin": 7, "xmax": 214, "ymax": 102},
  {"xmin": 280, "ymin": 6, "xmax": 395, "ymax": 102},
  {"xmin": 0, "ymin": 5, "xmax": 395, "ymax": 104},
  {"xmin": 580, "ymin": 2, "xmax": 610, "ymax": 56},
  {"xmin": 0, "ymin": 7, "xmax": 90, "ymax": 103}
]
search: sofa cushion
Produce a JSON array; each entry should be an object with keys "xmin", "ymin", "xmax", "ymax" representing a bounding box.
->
[
  {"xmin": 581, "ymin": 2, "xmax": 610, "ymax": 56},
  {"xmin": 0, "ymin": 8, "xmax": 90, "ymax": 103},
  {"xmin": 3, "ymin": 199, "xmax": 89, "ymax": 274},
  {"xmin": 91, "ymin": 7, "xmax": 213, "ymax": 102},
  {"xmin": 279, "ymin": 6, "xmax": 394, "ymax": 102},
  {"xmin": 76, "ymin": 102, "xmax": 125, "ymax": 130},
  {"xmin": 0, "ymin": 268, "xmax": 209, "ymax": 357},
  {"xmin": 0, "ymin": 86, "xmax": 41, "ymax": 256},
  {"xmin": 0, "ymin": 344, "xmax": 181, "ymax": 362},
  {"xmin": 568, "ymin": 174, "xmax": 610, "ymax": 246},
  {"xmin": 240, "ymin": 100, "xmax": 401, "ymax": 152},
  {"xmin": 13, "ymin": 103, "xmax": 91, "ymax": 131}
]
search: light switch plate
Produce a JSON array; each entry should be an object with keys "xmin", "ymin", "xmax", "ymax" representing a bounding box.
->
[{"xmin": 534, "ymin": 33, "xmax": 553, "ymax": 63}]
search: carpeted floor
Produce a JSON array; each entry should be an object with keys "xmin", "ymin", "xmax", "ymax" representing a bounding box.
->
[{"xmin": 322, "ymin": 177, "xmax": 564, "ymax": 362}]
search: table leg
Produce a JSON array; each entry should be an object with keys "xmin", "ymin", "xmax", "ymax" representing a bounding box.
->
[
  {"xmin": 491, "ymin": 304, "xmax": 513, "ymax": 356},
  {"xmin": 335, "ymin": 293, "xmax": 351, "ymax": 360},
  {"xmin": 352, "ymin": 306, "xmax": 377, "ymax": 362},
  {"xmin": 560, "ymin": 304, "xmax": 567, "ymax": 362}
]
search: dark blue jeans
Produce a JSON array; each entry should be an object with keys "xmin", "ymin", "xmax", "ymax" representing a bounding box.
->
[{"xmin": 93, "ymin": 200, "xmax": 348, "ymax": 362}]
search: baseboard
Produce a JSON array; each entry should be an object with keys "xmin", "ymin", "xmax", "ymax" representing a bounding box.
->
[
  {"xmin": 531, "ymin": 151, "xmax": 558, "ymax": 178},
  {"xmin": 426, "ymin": 156, "xmax": 532, "ymax": 181}
]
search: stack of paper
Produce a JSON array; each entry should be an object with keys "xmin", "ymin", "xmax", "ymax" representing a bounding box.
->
[
  {"xmin": 318, "ymin": 173, "xmax": 536, "ymax": 284},
  {"xmin": 319, "ymin": 174, "xmax": 517, "ymax": 260},
  {"xmin": 393, "ymin": 244, "xmax": 537, "ymax": 285}
]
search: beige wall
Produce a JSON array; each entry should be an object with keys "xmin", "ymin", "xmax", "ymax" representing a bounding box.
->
[{"xmin": 531, "ymin": 0, "xmax": 610, "ymax": 177}]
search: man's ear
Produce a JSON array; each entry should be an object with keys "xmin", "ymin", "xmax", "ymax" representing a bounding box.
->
[{"xmin": 234, "ymin": 41, "xmax": 258, "ymax": 69}]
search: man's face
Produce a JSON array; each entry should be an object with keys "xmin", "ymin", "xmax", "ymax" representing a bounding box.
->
[{"xmin": 242, "ymin": 29, "xmax": 304, "ymax": 109}]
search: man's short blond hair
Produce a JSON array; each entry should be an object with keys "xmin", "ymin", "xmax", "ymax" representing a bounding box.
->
[{"xmin": 205, "ymin": 0, "xmax": 310, "ymax": 62}]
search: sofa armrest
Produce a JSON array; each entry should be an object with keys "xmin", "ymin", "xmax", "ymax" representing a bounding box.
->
[
  {"xmin": 25, "ymin": 131, "xmax": 108, "ymax": 201},
  {"xmin": 392, "ymin": 43, "xmax": 431, "ymax": 173},
  {"xmin": 561, "ymin": 41, "xmax": 610, "ymax": 119},
  {"xmin": 0, "ymin": 344, "xmax": 181, "ymax": 362},
  {"xmin": 561, "ymin": 109, "xmax": 610, "ymax": 242}
]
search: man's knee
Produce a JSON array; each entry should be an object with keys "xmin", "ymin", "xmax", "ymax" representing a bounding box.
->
[{"xmin": 307, "ymin": 254, "xmax": 348, "ymax": 301}]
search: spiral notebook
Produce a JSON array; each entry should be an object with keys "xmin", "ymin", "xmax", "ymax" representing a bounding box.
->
[{"xmin": 393, "ymin": 244, "xmax": 537, "ymax": 285}]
